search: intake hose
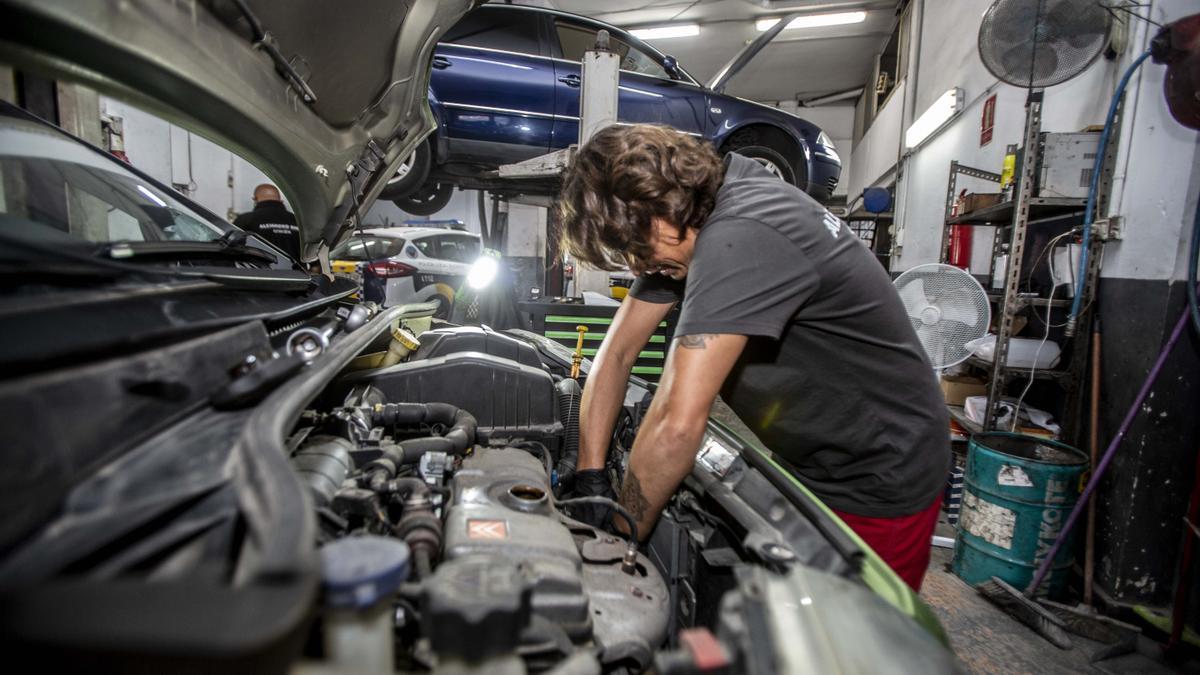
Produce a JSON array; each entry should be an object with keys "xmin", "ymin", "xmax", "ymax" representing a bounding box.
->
[
  {"xmin": 290, "ymin": 435, "xmax": 355, "ymax": 507},
  {"xmin": 555, "ymin": 378, "xmax": 582, "ymax": 491},
  {"xmin": 361, "ymin": 403, "xmax": 477, "ymax": 490},
  {"xmin": 368, "ymin": 401, "xmax": 463, "ymax": 430}
]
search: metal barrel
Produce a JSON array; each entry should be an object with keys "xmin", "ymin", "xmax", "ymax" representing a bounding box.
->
[{"xmin": 952, "ymin": 432, "xmax": 1088, "ymax": 594}]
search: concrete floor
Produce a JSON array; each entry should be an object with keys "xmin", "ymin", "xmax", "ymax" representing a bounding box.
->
[{"xmin": 920, "ymin": 523, "xmax": 1188, "ymax": 675}]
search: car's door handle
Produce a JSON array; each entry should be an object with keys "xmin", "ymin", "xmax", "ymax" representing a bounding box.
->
[
  {"xmin": 558, "ymin": 74, "xmax": 581, "ymax": 87},
  {"xmin": 432, "ymin": 57, "xmax": 452, "ymax": 70}
]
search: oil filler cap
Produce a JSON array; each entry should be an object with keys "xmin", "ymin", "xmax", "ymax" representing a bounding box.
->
[{"xmin": 320, "ymin": 536, "xmax": 411, "ymax": 609}]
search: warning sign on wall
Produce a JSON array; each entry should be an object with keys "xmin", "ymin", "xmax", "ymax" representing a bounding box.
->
[{"xmin": 981, "ymin": 94, "xmax": 997, "ymax": 146}]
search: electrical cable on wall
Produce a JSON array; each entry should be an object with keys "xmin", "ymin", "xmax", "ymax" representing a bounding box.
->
[
  {"xmin": 1066, "ymin": 50, "xmax": 1153, "ymax": 337},
  {"xmin": 1012, "ymin": 228, "xmax": 1077, "ymax": 431}
]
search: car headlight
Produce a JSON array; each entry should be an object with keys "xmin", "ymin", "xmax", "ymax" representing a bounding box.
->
[{"xmin": 817, "ymin": 131, "xmax": 836, "ymax": 151}]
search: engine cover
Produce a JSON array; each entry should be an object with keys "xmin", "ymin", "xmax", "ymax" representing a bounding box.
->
[
  {"xmin": 338, "ymin": 351, "xmax": 561, "ymax": 446},
  {"xmin": 444, "ymin": 447, "xmax": 670, "ymax": 655}
]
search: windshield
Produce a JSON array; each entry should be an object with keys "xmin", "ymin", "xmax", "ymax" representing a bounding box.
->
[{"xmin": 0, "ymin": 117, "xmax": 229, "ymax": 245}]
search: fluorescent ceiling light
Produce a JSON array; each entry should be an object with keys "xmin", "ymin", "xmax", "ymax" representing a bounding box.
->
[
  {"xmin": 905, "ymin": 87, "xmax": 964, "ymax": 149},
  {"xmin": 756, "ymin": 11, "xmax": 867, "ymax": 31},
  {"xmin": 630, "ymin": 24, "xmax": 700, "ymax": 40}
]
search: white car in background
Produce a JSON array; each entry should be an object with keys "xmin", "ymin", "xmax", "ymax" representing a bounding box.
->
[{"xmin": 330, "ymin": 226, "xmax": 481, "ymax": 317}]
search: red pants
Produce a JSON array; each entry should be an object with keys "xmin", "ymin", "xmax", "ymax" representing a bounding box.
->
[{"xmin": 833, "ymin": 495, "xmax": 942, "ymax": 592}]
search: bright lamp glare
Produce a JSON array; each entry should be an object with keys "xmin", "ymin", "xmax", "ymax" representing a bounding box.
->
[
  {"xmin": 467, "ymin": 255, "xmax": 499, "ymax": 289},
  {"xmin": 904, "ymin": 87, "xmax": 963, "ymax": 149},
  {"xmin": 756, "ymin": 11, "xmax": 867, "ymax": 31},
  {"xmin": 630, "ymin": 24, "xmax": 700, "ymax": 40}
]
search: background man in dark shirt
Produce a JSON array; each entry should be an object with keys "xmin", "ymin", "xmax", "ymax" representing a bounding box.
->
[
  {"xmin": 233, "ymin": 184, "xmax": 302, "ymax": 262},
  {"xmin": 556, "ymin": 125, "xmax": 950, "ymax": 590}
]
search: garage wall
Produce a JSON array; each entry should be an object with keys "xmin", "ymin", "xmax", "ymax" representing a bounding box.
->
[
  {"xmin": 847, "ymin": 78, "xmax": 906, "ymax": 204},
  {"xmin": 100, "ymin": 97, "xmax": 280, "ymax": 221},
  {"xmin": 890, "ymin": 0, "xmax": 1200, "ymax": 283},
  {"xmin": 889, "ymin": 0, "xmax": 1117, "ymax": 272},
  {"xmin": 887, "ymin": 0, "xmax": 1200, "ymax": 611}
]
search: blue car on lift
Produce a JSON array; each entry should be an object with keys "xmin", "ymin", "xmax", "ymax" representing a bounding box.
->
[{"xmin": 385, "ymin": 3, "xmax": 842, "ymax": 215}]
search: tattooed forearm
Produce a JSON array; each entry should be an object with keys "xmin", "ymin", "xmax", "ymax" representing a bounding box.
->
[
  {"xmin": 676, "ymin": 333, "xmax": 716, "ymax": 350},
  {"xmin": 619, "ymin": 469, "xmax": 652, "ymax": 523}
]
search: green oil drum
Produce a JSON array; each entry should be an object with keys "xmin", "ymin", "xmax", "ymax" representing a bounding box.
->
[{"xmin": 952, "ymin": 433, "xmax": 1088, "ymax": 594}]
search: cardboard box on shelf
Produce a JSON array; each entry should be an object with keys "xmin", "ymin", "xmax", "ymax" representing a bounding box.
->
[
  {"xmin": 959, "ymin": 192, "xmax": 1004, "ymax": 215},
  {"xmin": 941, "ymin": 375, "xmax": 988, "ymax": 405}
]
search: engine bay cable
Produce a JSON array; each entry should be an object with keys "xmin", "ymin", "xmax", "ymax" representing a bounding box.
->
[{"xmin": 556, "ymin": 496, "xmax": 639, "ymax": 546}]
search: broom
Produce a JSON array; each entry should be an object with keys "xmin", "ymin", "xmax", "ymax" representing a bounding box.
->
[{"xmin": 976, "ymin": 299, "xmax": 1194, "ymax": 648}]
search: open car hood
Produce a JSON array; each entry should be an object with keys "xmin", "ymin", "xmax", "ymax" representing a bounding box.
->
[{"xmin": 0, "ymin": 0, "xmax": 477, "ymax": 260}]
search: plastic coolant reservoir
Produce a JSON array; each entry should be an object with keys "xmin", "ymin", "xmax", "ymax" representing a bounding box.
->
[
  {"xmin": 321, "ymin": 536, "xmax": 411, "ymax": 672},
  {"xmin": 965, "ymin": 334, "xmax": 1060, "ymax": 369},
  {"xmin": 380, "ymin": 327, "xmax": 420, "ymax": 368}
]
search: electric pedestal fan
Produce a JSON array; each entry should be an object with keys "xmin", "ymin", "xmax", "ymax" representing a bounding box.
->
[{"xmin": 893, "ymin": 264, "xmax": 991, "ymax": 370}]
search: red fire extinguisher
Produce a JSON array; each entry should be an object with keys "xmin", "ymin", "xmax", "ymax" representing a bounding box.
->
[
  {"xmin": 947, "ymin": 190, "xmax": 972, "ymax": 269},
  {"xmin": 948, "ymin": 225, "xmax": 972, "ymax": 269}
]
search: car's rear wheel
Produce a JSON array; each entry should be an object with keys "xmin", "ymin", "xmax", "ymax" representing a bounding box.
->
[
  {"xmin": 394, "ymin": 181, "xmax": 454, "ymax": 216},
  {"xmin": 379, "ymin": 140, "xmax": 433, "ymax": 200}
]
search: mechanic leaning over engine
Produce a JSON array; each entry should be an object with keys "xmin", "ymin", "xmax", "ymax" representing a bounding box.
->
[{"xmin": 556, "ymin": 124, "xmax": 951, "ymax": 591}]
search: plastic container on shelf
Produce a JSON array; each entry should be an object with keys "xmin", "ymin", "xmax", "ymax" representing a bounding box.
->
[{"xmin": 965, "ymin": 334, "xmax": 1061, "ymax": 369}]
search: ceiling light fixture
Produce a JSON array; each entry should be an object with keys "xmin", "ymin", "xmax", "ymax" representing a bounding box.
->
[
  {"xmin": 630, "ymin": 23, "xmax": 700, "ymax": 40},
  {"xmin": 905, "ymin": 87, "xmax": 964, "ymax": 149},
  {"xmin": 755, "ymin": 11, "xmax": 867, "ymax": 31}
]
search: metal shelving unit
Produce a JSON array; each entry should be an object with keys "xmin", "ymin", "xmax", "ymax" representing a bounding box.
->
[{"xmin": 939, "ymin": 97, "xmax": 1110, "ymax": 443}]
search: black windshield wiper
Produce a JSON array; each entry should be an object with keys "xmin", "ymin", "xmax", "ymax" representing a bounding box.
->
[
  {"xmin": 104, "ymin": 238, "xmax": 279, "ymax": 266},
  {"xmin": 0, "ymin": 227, "xmax": 311, "ymax": 292}
]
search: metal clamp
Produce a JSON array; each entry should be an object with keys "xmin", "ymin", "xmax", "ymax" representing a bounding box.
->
[
  {"xmin": 1093, "ymin": 216, "xmax": 1123, "ymax": 241},
  {"xmin": 286, "ymin": 327, "xmax": 330, "ymax": 361}
]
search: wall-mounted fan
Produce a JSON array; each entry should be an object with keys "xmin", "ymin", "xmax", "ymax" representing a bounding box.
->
[{"xmin": 979, "ymin": 0, "xmax": 1112, "ymax": 89}]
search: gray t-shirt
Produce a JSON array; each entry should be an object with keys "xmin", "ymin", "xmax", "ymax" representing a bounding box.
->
[{"xmin": 631, "ymin": 154, "xmax": 950, "ymax": 517}]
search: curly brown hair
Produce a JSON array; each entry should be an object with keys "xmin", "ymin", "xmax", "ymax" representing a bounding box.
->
[{"xmin": 555, "ymin": 124, "xmax": 724, "ymax": 271}]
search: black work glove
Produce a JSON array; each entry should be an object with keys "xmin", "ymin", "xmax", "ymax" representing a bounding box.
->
[{"xmin": 564, "ymin": 469, "xmax": 616, "ymax": 530}]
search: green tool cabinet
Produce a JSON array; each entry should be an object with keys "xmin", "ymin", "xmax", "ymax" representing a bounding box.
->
[{"xmin": 519, "ymin": 301, "xmax": 679, "ymax": 384}]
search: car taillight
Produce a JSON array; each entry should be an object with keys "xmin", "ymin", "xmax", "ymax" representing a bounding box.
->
[{"xmin": 367, "ymin": 260, "xmax": 417, "ymax": 278}]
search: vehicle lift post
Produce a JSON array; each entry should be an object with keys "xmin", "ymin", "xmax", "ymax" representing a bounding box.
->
[
  {"xmin": 578, "ymin": 30, "xmax": 619, "ymax": 145},
  {"xmin": 491, "ymin": 31, "xmax": 621, "ymax": 297}
]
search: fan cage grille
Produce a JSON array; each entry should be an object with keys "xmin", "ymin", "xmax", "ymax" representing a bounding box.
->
[
  {"xmin": 978, "ymin": 0, "xmax": 1110, "ymax": 88},
  {"xmin": 894, "ymin": 264, "xmax": 991, "ymax": 369}
]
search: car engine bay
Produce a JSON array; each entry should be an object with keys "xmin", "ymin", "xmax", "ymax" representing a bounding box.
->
[
  {"xmin": 292, "ymin": 318, "xmax": 714, "ymax": 673},
  {"xmin": 0, "ymin": 301, "xmax": 954, "ymax": 674}
]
